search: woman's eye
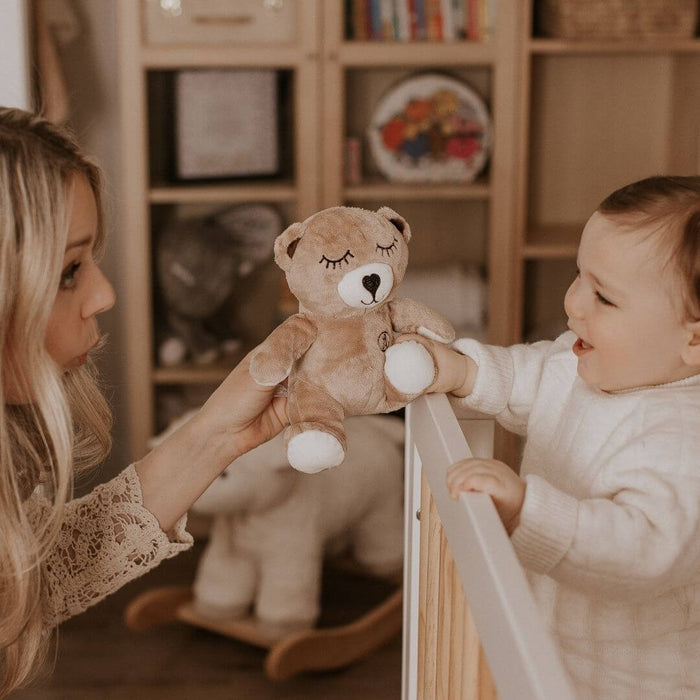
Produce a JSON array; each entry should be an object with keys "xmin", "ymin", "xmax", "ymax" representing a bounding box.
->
[
  {"xmin": 319, "ymin": 250, "xmax": 354, "ymax": 270},
  {"xmin": 595, "ymin": 291, "xmax": 615, "ymax": 307},
  {"xmin": 60, "ymin": 262, "xmax": 81, "ymax": 290},
  {"xmin": 376, "ymin": 237, "xmax": 398, "ymax": 256}
]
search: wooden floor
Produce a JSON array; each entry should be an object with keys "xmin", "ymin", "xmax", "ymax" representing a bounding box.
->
[{"xmin": 14, "ymin": 542, "xmax": 402, "ymax": 699}]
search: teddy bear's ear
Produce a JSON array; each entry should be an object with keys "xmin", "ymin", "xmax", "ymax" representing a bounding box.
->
[
  {"xmin": 273, "ymin": 222, "xmax": 304, "ymax": 272},
  {"xmin": 377, "ymin": 206, "xmax": 411, "ymax": 243}
]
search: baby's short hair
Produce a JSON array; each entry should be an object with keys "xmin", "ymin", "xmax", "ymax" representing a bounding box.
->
[{"xmin": 598, "ymin": 176, "xmax": 700, "ymax": 321}]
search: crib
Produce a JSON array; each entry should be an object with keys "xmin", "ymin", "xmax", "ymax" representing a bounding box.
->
[{"xmin": 403, "ymin": 394, "xmax": 575, "ymax": 699}]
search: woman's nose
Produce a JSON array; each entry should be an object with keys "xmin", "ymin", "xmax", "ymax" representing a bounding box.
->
[{"xmin": 82, "ymin": 265, "xmax": 116, "ymax": 319}]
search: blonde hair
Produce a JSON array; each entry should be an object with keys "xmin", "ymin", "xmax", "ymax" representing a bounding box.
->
[
  {"xmin": 598, "ymin": 175, "xmax": 700, "ymax": 321},
  {"xmin": 0, "ymin": 108, "xmax": 112, "ymax": 695}
]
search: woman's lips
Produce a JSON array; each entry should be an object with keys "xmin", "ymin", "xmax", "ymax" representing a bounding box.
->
[{"xmin": 573, "ymin": 337, "xmax": 593, "ymax": 357}]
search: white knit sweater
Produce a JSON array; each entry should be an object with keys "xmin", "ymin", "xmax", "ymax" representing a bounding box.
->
[{"xmin": 452, "ymin": 331, "xmax": 700, "ymax": 699}]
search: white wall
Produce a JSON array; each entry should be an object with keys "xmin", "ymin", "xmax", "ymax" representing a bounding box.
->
[{"xmin": 0, "ymin": 0, "xmax": 31, "ymax": 108}]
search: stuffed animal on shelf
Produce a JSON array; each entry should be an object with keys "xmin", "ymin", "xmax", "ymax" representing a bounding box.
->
[
  {"xmin": 249, "ymin": 205, "xmax": 455, "ymax": 474},
  {"xmin": 155, "ymin": 204, "xmax": 282, "ymax": 367},
  {"xmin": 151, "ymin": 412, "xmax": 405, "ymax": 636}
]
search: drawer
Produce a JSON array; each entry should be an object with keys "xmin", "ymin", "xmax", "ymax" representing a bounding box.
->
[{"xmin": 142, "ymin": 0, "xmax": 298, "ymax": 46}]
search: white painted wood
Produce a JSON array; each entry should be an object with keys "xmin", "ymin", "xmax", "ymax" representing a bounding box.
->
[
  {"xmin": 404, "ymin": 394, "xmax": 575, "ymax": 700},
  {"xmin": 402, "ymin": 424, "xmax": 421, "ymax": 700},
  {"xmin": 0, "ymin": 0, "xmax": 31, "ymax": 109}
]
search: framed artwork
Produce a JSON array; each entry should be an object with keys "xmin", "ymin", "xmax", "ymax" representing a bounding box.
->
[
  {"xmin": 175, "ymin": 69, "xmax": 279, "ymax": 179},
  {"xmin": 367, "ymin": 73, "xmax": 491, "ymax": 183}
]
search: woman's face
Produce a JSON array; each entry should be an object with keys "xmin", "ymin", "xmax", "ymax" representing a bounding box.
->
[{"xmin": 44, "ymin": 174, "xmax": 115, "ymax": 371}]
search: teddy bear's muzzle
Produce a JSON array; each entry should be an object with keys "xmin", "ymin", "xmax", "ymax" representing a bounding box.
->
[{"xmin": 337, "ymin": 262, "xmax": 394, "ymax": 308}]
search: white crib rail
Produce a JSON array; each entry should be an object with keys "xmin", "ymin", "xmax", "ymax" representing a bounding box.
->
[{"xmin": 403, "ymin": 394, "xmax": 575, "ymax": 700}]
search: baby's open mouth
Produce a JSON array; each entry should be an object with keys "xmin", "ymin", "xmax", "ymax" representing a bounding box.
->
[{"xmin": 573, "ymin": 337, "xmax": 593, "ymax": 356}]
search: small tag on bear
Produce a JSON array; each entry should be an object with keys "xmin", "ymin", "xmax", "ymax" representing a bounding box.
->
[{"xmin": 378, "ymin": 331, "xmax": 391, "ymax": 352}]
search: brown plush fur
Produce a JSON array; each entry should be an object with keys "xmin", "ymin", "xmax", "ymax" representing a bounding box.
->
[{"xmin": 250, "ymin": 206, "xmax": 454, "ymax": 470}]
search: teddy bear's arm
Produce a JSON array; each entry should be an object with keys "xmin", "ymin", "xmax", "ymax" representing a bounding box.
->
[
  {"xmin": 388, "ymin": 297, "xmax": 455, "ymax": 344},
  {"xmin": 249, "ymin": 314, "xmax": 317, "ymax": 386}
]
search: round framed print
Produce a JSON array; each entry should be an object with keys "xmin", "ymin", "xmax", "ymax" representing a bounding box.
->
[{"xmin": 367, "ymin": 73, "xmax": 491, "ymax": 183}]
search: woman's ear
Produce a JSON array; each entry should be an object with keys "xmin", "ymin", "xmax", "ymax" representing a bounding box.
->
[
  {"xmin": 377, "ymin": 206, "xmax": 411, "ymax": 243},
  {"xmin": 681, "ymin": 319, "xmax": 700, "ymax": 367},
  {"xmin": 273, "ymin": 222, "xmax": 304, "ymax": 272}
]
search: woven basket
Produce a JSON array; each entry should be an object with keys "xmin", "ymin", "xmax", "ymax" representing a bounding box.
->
[{"xmin": 537, "ymin": 0, "xmax": 699, "ymax": 40}]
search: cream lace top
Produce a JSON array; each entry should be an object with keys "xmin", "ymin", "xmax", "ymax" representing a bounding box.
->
[{"xmin": 25, "ymin": 464, "xmax": 193, "ymax": 628}]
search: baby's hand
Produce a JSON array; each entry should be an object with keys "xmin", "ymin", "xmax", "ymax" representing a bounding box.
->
[
  {"xmin": 446, "ymin": 458, "xmax": 525, "ymax": 535},
  {"xmin": 394, "ymin": 334, "xmax": 477, "ymax": 397}
]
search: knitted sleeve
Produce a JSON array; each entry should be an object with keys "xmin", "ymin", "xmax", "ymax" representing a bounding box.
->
[
  {"xmin": 450, "ymin": 332, "xmax": 572, "ymax": 435},
  {"xmin": 26, "ymin": 465, "xmax": 193, "ymax": 628}
]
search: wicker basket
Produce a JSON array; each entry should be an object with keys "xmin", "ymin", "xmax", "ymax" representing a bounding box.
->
[{"xmin": 537, "ymin": 0, "xmax": 699, "ymax": 40}]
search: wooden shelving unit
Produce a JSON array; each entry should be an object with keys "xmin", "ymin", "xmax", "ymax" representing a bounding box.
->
[
  {"xmin": 118, "ymin": 1, "xmax": 699, "ymax": 462},
  {"xmin": 117, "ymin": 0, "xmax": 322, "ymax": 458}
]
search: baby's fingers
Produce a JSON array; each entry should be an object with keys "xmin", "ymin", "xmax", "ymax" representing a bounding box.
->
[{"xmin": 446, "ymin": 459, "xmax": 496, "ymax": 498}]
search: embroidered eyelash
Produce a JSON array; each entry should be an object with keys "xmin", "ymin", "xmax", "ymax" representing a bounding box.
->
[
  {"xmin": 376, "ymin": 238, "xmax": 398, "ymax": 256},
  {"xmin": 319, "ymin": 250, "xmax": 355, "ymax": 269}
]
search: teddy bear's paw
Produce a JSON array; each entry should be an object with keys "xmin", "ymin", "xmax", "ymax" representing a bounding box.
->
[
  {"xmin": 384, "ymin": 340, "xmax": 435, "ymax": 395},
  {"xmin": 287, "ymin": 430, "xmax": 345, "ymax": 473}
]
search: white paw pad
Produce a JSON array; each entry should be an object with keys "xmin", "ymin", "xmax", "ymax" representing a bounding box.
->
[
  {"xmin": 287, "ymin": 430, "xmax": 345, "ymax": 474},
  {"xmin": 384, "ymin": 341, "xmax": 435, "ymax": 394}
]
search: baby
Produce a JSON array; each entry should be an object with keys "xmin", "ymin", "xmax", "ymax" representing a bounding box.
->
[{"xmin": 410, "ymin": 176, "xmax": 700, "ymax": 698}]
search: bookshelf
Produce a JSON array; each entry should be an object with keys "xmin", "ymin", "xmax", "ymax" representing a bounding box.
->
[{"xmin": 117, "ymin": 0, "xmax": 521, "ymax": 461}]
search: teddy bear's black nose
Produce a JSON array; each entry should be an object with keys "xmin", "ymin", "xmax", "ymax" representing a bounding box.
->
[{"xmin": 362, "ymin": 274, "xmax": 381, "ymax": 296}]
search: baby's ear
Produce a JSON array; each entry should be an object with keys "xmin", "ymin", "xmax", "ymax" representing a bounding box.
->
[
  {"xmin": 377, "ymin": 206, "xmax": 411, "ymax": 243},
  {"xmin": 682, "ymin": 319, "xmax": 700, "ymax": 367},
  {"xmin": 274, "ymin": 222, "xmax": 304, "ymax": 272}
]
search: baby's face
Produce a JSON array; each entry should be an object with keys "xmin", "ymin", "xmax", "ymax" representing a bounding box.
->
[{"xmin": 564, "ymin": 211, "xmax": 696, "ymax": 392}]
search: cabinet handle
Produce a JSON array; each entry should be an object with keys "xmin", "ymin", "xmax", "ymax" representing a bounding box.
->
[{"xmin": 193, "ymin": 15, "xmax": 254, "ymax": 26}]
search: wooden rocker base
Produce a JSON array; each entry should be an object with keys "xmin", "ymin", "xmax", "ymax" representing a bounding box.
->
[{"xmin": 124, "ymin": 573, "xmax": 402, "ymax": 681}]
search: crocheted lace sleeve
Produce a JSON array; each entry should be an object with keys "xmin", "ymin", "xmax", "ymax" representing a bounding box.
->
[{"xmin": 25, "ymin": 464, "xmax": 193, "ymax": 628}]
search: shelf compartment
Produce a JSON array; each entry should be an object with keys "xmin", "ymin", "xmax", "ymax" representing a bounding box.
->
[
  {"xmin": 149, "ymin": 181, "xmax": 298, "ymax": 204},
  {"xmin": 147, "ymin": 69, "xmax": 295, "ymax": 187},
  {"xmin": 522, "ymin": 225, "xmax": 580, "ymax": 259},
  {"xmin": 337, "ymin": 41, "xmax": 495, "ymax": 66}
]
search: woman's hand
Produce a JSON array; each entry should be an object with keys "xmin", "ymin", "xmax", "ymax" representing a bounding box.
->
[
  {"xmin": 135, "ymin": 348, "xmax": 288, "ymax": 532},
  {"xmin": 446, "ymin": 458, "xmax": 525, "ymax": 535},
  {"xmin": 393, "ymin": 333, "xmax": 478, "ymax": 397},
  {"xmin": 194, "ymin": 350, "xmax": 288, "ymax": 461}
]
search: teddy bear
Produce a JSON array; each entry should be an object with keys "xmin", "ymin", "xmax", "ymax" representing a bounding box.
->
[
  {"xmin": 249, "ymin": 205, "xmax": 455, "ymax": 474},
  {"xmin": 152, "ymin": 411, "xmax": 405, "ymax": 635}
]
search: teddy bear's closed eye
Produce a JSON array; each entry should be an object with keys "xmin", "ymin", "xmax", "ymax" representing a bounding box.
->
[
  {"xmin": 319, "ymin": 250, "xmax": 355, "ymax": 269},
  {"xmin": 376, "ymin": 238, "xmax": 398, "ymax": 256}
]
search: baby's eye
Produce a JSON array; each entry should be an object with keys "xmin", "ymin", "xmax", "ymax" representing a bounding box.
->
[
  {"xmin": 595, "ymin": 291, "xmax": 615, "ymax": 307},
  {"xmin": 319, "ymin": 250, "xmax": 354, "ymax": 270},
  {"xmin": 376, "ymin": 237, "xmax": 398, "ymax": 256},
  {"xmin": 60, "ymin": 262, "xmax": 81, "ymax": 290}
]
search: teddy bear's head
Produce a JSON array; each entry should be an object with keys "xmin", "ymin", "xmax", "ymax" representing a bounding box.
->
[{"xmin": 273, "ymin": 206, "xmax": 411, "ymax": 318}]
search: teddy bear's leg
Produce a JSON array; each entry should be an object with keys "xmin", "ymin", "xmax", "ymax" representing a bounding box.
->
[
  {"xmin": 255, "ymin": 545, "xmax": 322, "ymax": 635},
  {"xmin": 193, "ymin": 518, "xmax": 257, "ymax": 619},
  {"xmin": 285, "ymin": 378, "xmax": 347, "ymax": 474},
  {"xmin": 352, "ymin": 497, "xmax": 404, "ymax": 578},
  {"xmin": 383, "ymin": 340, "xmax": 436, "ymax": 396}
]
